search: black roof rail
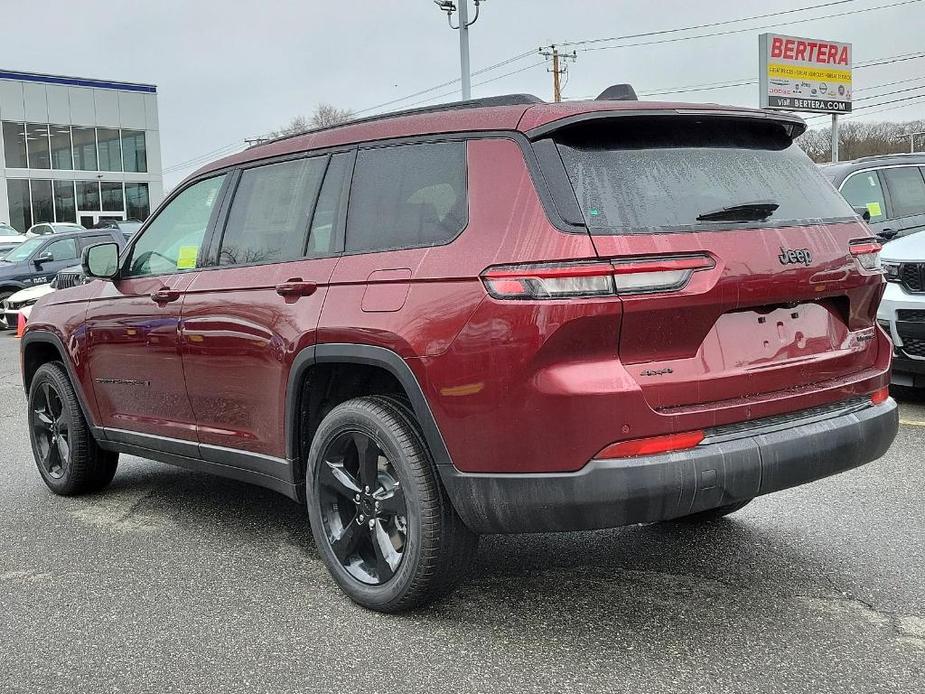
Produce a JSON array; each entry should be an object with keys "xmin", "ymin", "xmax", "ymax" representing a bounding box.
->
[{"xmin": 249, "ymin": 93, "xmax": 544, "ymax": 150}]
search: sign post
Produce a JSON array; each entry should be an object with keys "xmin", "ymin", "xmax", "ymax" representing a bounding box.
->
[{"xmin": 759, "ymin": 33, "xmax": 852, "ymax": 162}]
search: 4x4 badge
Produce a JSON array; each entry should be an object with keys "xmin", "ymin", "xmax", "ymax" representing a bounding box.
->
[{"xmin": 778, "ymin": 247, "xmax": 812, "ymax": 266}]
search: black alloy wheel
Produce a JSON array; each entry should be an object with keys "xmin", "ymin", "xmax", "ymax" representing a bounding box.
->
[
  {"xmin": 28, "ymin": 362, "xmax": 119, "ymax": 495},
  {"xmin": 317, "ymin": 430, "xmax": 408, "ymax": 585},
  {"xmin": 306, "ymin": 396, "xmax": 478, "ymax": 612},
  {"xmin": 32, "ymin": 380, "xmax": 70, "ymax": 479}
]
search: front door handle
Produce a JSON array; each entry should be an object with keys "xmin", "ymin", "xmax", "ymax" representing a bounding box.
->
[
  {"xmin": 276, "ymin": 279, "xmax": 318, "ymax": 297},
  {"xmin": 151, "ymin": 288, "xmax": 181, "ymax": 304}
]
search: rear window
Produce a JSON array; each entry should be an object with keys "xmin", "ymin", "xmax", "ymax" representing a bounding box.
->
[
  {"xmin": 552, "ymin": 118, "xmax": 854, "ymax": 233},
  {"xmin": 346, "ymin": 141, "xmax": 467, "ymax": 252}
]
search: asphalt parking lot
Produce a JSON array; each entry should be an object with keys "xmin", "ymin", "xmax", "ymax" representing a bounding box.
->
[{"xmin": 0, "ymin": 332, "xmax": 923, "ymax": 693}]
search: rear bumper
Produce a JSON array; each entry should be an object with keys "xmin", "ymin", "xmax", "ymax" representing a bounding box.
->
[{"xmin": 441, "ymin": 398, "xmax": 898, "ymax": 534}]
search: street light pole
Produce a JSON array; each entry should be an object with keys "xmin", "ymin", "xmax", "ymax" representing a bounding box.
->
[
  {"xmin": 458, "ymin": 0, "xmax": 471, "ymax": 100},
  {"xmin": 434, "ymin": 1, "xmax": 484, "ymax": 101}
]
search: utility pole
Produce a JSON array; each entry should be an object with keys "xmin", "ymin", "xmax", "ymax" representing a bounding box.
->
[
  {"xmin": 910, "ymin": 130, "xmax": 925, "ymax": 153},
  {"xmin": 434, "ymin": 1, "xmax": 485, "ymax": 101},
  {"xmin": 538, "ymin": 45, "xmax": 577, "ymax": 102}
]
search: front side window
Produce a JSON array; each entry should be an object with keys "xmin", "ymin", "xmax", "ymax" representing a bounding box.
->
[
  {"xmin": 219, "ymin": 157, "xmax": 326, "ymax": 266},
  {"xmin": 125, "ymin": 175, "xmax": 226, "ymax": 278},
  {"xmin": 2, "ymin": 122, "xmax": 27, "ymax": 168},
  {"xmin": 3, "ymin": 237, "xmax": 44, "ymax": 262},
  {"xmin": 346, "ymin": 142, "xmax": 468, "ymax": 252},
  {"xmin": 881, "ymin": 166, "xmax": 925, "ymax": 218},
  {"xmin": 554, "ymin": 118, "xmax": 855, "ymax": 233},
  {"xmin": 43, "ymin": 238, "xmax": 78, "ymax": 262}
]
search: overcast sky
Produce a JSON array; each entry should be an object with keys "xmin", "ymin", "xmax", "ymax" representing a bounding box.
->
[{"xmin": 4, "ymin": 0, "xmax": 923, "ymax": 188}]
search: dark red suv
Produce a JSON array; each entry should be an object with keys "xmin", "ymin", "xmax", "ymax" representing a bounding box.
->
[{"xmin": 21, "ymin": 90, "xmax": 898, "ymax": 612}]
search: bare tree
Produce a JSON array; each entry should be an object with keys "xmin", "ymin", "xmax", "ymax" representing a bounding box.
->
[
  {"xmin": 269, "ymin": 104, "xmax": 354, "ymax": 139},
  {"xmin": 796, "ymin": 117, "xmax": 925, "ymax": 163}
]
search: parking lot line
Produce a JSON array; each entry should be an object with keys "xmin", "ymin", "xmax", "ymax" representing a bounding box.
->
[{"xmin": 898, "ymin": 419, "xmax": 925, "ymax": 427}]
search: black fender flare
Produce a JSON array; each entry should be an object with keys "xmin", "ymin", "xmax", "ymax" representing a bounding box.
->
[
  {"xmin": 0, "ymin": 281, "xmax": 29, "ymax": 293},
  {"xmin": 286, "ymin": 343, "xmax": 454, "ymax": 472},
  {"xmin": 20, "ymin": 330, "xmax": 103, "ymax": 439}
]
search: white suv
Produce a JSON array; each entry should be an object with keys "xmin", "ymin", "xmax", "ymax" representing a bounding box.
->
[{"xmin": 879, "ymin": 232, "xmax": 925, "ymax": 388}]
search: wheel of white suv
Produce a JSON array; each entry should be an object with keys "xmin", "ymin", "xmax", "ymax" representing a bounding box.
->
[
  {"xmin": 306, "ymin": 395, "xmax": 478, "ymax": 612},
  {"xmin": 28, "ymin": 362, "xmax": 119, "ymax": 495}
]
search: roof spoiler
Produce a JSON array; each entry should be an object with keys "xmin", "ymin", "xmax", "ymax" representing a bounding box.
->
[{"xmin": 596, "ymin": 84, "xmax": 638, "ymax": 101}]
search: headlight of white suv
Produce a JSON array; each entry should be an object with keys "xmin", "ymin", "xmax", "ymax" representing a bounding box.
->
[{"xmin": 882, "ymin": 261, "xmax": 901, "ymax": 282}]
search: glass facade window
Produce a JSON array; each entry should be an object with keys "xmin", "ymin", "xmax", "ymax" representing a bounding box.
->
[
  {"xmin": 6, "ymin": 179, "xmax": 32, "ymax": 232},
  {"xmin": 97, "ymin": 128, "xmax": 122, "ymax": 171},
  {"xmin": 54, "ymin": 181, "xmax": 77, "ymax": 223},
  {"xmin": 50, "ymin": 125, "xmax": 74, "ymax": 170},
  {"xmin": 77, "ymin": 181, "xmax": 100, "ymax": 211},
  {"xmin": 31, "ymin": 179, "xmax": 54, "ymax": 224},
  {"xmin": 101, "ymin": 182, "xmax": 124, "ymax": 212},
  {"xmin": 125, "ymin": 183, "xmax": 151, "ymax": 220},
  {"xmin": 72, "ymin": 127, "xmax": 97, "ymax": 171},
  {"xmin": 25, "ymin": 124, "xmax": 51, "ymax": 169},
  {"xmin": 121, "ymin": 130, "xmax": 147, "ymax": 173},
  {"xmin": 2, "ymin": 122, "xmax": 27, "ymax": 168}
]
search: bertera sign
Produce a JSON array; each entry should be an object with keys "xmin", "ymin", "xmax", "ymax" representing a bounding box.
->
[{"xmin": 759, "ymin": 33, "xmax": 852, "ymax": 113}]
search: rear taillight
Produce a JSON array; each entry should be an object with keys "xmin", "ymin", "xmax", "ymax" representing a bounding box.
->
[
  {"xmin": 870, "ymin": 386, "xmax": 890, "ymax": 405},
  {"xmin": 481, "ymin": 255, "xmax": 715, "ymax": 300},
  {"xmin": 849, "ymin": 239, "xmax": 882, "ymax": 271},
  {"xmin": 596, "ymin": 430, "xmax": 705, "ymax": 459}
]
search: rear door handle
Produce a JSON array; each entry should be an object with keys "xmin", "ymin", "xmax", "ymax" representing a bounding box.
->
[
  {"xmin": 151, "ymin": 288, "xmax": 182, "ymax": 304},
  {"xmin": 276, "ymin": 279, "xmax": 318, "ymax": 297}
]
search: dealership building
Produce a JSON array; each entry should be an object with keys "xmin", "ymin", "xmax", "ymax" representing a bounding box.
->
[{"xmin": 0, "ymin": 68, "xmax": 163, "ymax": 233}]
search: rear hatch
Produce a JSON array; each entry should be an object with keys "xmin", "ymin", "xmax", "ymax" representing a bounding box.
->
[{"xmin": 535, "ymin": 112, "xmax": 884, "ymax": 412}]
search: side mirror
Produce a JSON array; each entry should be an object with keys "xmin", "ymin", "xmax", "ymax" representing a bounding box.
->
[
  {"xmin": 852, "ymin": 206, "xmax": 872, "ymax": 222},
  {"xmin": 34, "ymin": 251, "xmax": 54, "ymax": 266},
  {"xmin": 82, "ymin": 242, "xmax": 120, "ymax": 280},
  {"xmin": 877, "ymin": 228, "xmax": 899, "ymax": 241}
]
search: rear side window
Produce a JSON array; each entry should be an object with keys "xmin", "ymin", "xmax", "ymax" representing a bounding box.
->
[
  {"xmin": 839, "ymin": 171, "xmax": 887, "ymax": 222},
  {"xmin": 44, "ymin": 238, "xmax": 78, "ymax": 262},
  {"xmin": 880, "ymin": 166, "xmax": 925, "ymax": 218},
  {"xmin": 220, "ymin": 157, "xmax": 326, "ymax": 265},
  {"xmin": 552, "ymin": 118, "xmax": 855, "ymax": 233},
  {"xmin": 346, "ymin": 142, "xmax": 467, "ymax": 252}
]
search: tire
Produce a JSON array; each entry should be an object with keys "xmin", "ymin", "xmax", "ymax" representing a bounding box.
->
[
  {"xmin": 28, "ymin": 362, "xmax": 118, "ymax": 495},
  {"xmin": 670, "ymin": 499, "xmax": 753, "ymax": 523},
  {"xmin": 306, "ymin": 395, "xmax": 478, "ymax": 612}
]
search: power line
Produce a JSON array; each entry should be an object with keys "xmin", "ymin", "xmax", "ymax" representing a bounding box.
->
[
  {"xmin": 558, "ymin": 0, "xmax": 861, "ymax": 49},
  {"xmin": 575, "ymin": 0, "xmax": 922, "ymax": 53},
  {"xmin": 805, "ymin": 87, "xmax": 925, "ymax": 121}
]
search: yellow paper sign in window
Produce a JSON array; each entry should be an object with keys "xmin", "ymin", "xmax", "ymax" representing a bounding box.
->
[
  {"xmin": 866, "ymin": 202, "xmax": 882, "ymax": 217},
  {"xmin": 176, "ymin": 245, "xmax": 199, "ymax": 270}
]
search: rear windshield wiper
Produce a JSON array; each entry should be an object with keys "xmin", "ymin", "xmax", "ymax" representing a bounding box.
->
[{"xmin": 696, "ymin": 201, "xmax": 779, "ymax": 223}]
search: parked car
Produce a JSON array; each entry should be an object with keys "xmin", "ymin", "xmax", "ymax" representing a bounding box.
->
[
  {"xmin": 21, "ymin": 89, "xmax": 897, "ymax": 612},
  {"xmin": 0, "ymin": 228, "xmax": 122, "ymax": 301},
  {"xmin": 25, "ymin": 222, "xmax": 86, "ymax": 238},
  {"xmin": 95, "ymin": 219, "xmax": 144, "ymax": 242},
  {"xmin": 1, "ymin": 282, "xmax": 54, "ymax": 330},
  {"xmin": 878, "ymin": 232, "xmax": 925, "ymax": 387},
  {"xmin": 822, "ymin": 153, "xmax": 925, "ymax": 241},
  {"xmin": 0, "ymin": 264, "xmax": 84, "ymax": 330},
  {"xmin": 0, "ymin": 223, "xmax": 26, "ymax": 257}
]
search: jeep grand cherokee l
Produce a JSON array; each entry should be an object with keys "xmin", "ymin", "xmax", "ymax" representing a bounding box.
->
[{"xmin": 21, "ymin": 90, "xmax": 898, "ymax": 612}]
